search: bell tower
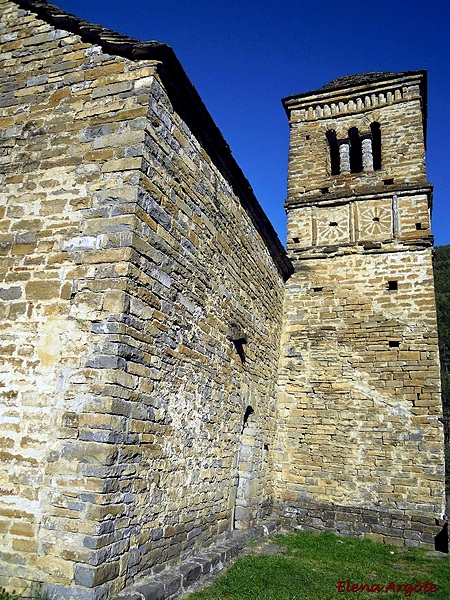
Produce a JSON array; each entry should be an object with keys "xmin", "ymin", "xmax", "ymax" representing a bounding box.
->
[
  {"xmin": 276, "ymin": 71, "xmax": 446, "ymax": 546},
  {"xmin": 284, "ymin": 70, "xmax": 431, "ymax": 249}
]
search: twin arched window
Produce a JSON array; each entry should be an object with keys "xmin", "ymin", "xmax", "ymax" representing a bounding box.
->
[{"xmin": 327, "ymin": 123, "xmax": 381, "ymax": 175}]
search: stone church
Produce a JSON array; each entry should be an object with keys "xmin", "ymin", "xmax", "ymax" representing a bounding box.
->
[{"xmin": 0, "ymin": 0, "xmax": 446, "ymax": 598}]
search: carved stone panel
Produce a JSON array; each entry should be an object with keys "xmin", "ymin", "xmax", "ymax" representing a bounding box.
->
[
  {"xmin": 356, "ymin": 199, "xmax": 392, "ymax": 242},
  {"xmin": 315, "ymin": 204, "xmax": 350, "ymax": 246}
]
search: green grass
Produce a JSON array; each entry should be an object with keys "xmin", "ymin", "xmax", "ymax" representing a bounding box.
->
[
  {"xmin": 186, "ymin": 531, "xmax": 450, "ymax": 599},
  {"xmin": 0, "ymin": 589, "xmax": 19, "ymax": 600},
  {"xmin": 0, "ymin": 586, "xmax": 49, "ymax": 600}
]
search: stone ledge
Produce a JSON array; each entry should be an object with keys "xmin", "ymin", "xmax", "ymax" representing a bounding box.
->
[{"xmin": 112, "ymin": 519, "xmax": 280, "ymax": 600}]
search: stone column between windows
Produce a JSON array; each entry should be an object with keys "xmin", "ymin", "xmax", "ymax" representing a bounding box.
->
[
  {"xmin": 362, "ymin": 136, "xmax": 374, "ymax": 172},
  {"xmin": 338, "ymin": 141, "xmax": 350, "ymax": 174}
]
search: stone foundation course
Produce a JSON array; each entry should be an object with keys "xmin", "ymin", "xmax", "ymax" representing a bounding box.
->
[
  {"xmin": 112, "ymin": 520, "xmax": 280, "ymax": 600},
  {"xmin": 280, "ymin": 500, "xmax": 447, "ymax": 550}
]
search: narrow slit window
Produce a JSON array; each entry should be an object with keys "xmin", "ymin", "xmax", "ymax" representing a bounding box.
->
[
  {"xmin": 388, "ymin": 280, "xmax": 398, "ymax": 290},
  {"xmin": 348, "ymin": 127, "xmax": 363, "ymax": 173},
  {"xmin": 326, "ymin": 130, "xmax": 340, "ymax": 175},
  {"xmin": 384, "ymin": 178, "xmax": 394, "ymax": 185},
  {"xmin": 242, "ymin": 406, "xmax": 254, "ymax": 431},
  {"xmin": 389, "ymin": 340, "xmax": 400, "ymax": 348},
  {"xmin": 371, "ymin": 122, "xmax": 382, "ymax": 170}
]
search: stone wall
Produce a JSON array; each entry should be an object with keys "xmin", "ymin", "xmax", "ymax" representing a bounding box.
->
[
  {"xmin": 276, "ymin": 71, "xmax": 446, "ymax": 547},
  {"xmin": 0, "ymin": 1, "xmax": 288, "ymax": 597},
  {"xmin": 1, "ymin": 3, "xmax": 446, "ymax": 598},
  {"xmin": 277, "ymin": 245, "xmax": 444, "ymax": 540}
]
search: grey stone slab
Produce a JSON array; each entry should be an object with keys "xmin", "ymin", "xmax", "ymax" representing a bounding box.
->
[
  {"xmin": 179, "ymin": 561, "xmax": 202, "ymax": 587},
  {"xmin": 135, "ymin": 581, "xmax": 165, "ymax": 600},
  {"xmin": 155, "ymin": 572, "xmax": 182, "ymax": 597}
]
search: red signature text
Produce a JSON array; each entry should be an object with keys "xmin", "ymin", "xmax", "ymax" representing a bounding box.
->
[{"xmin": 337, "ymin": 580, "xmax": 437, "ymax": 596}]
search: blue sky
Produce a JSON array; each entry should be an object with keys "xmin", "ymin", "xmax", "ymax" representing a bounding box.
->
[{"xmin": 56, "ymin": 0, "xmax": 450, "ymax": 246}]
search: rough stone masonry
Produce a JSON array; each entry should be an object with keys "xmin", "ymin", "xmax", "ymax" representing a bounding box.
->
[
  {"xmin": 276, "ymin": 71, "xmax": 445, "ymax": 546},
  {"xmin": 0, "ymin": 1, "xmax": 446, "ymax": 598}
]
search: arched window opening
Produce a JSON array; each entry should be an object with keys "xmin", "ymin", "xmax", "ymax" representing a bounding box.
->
[
  {"xmin": 371, "ymin": 122, "xmax": 382, "ymax": 170},
  {"xmin": 326, "ymin": 129, "xmax": 340, "ymax": 175},
  {"xmin": 348, "ymin": 127, "xmax": 363, "ymax": 173},
  {"xmin": 242, "ymin": 405, "xmax": 255, "ymax": 432}
]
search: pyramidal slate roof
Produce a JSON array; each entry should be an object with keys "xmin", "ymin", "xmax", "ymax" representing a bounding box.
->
[
  {"xmin": 11, "ymin": 0, "xmax": 293, "ymax": 279},
  {"xmin": 319, "ymin": 71, "xmax": 399, "ymax": 91},
  {"xmin": 283, "ymin": 70, "xmax": 427, "ymax": 103}
]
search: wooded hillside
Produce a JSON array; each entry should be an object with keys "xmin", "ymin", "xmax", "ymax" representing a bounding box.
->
[
  {"xmin": 434, "ymin": 245, "xmax": 450, "ymax": 500},
  {"xmin": 434, "ymin": 245, "xmax": 450, "ymax": 428}
]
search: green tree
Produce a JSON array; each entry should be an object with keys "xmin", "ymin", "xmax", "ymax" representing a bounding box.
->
[
  {"xmin": 434, "ymin": 244, "xmax": 450, "ymax": 498},
  {"xmin": 434, "ymin": 245, "xmax": 450, "ymax": 415}
]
